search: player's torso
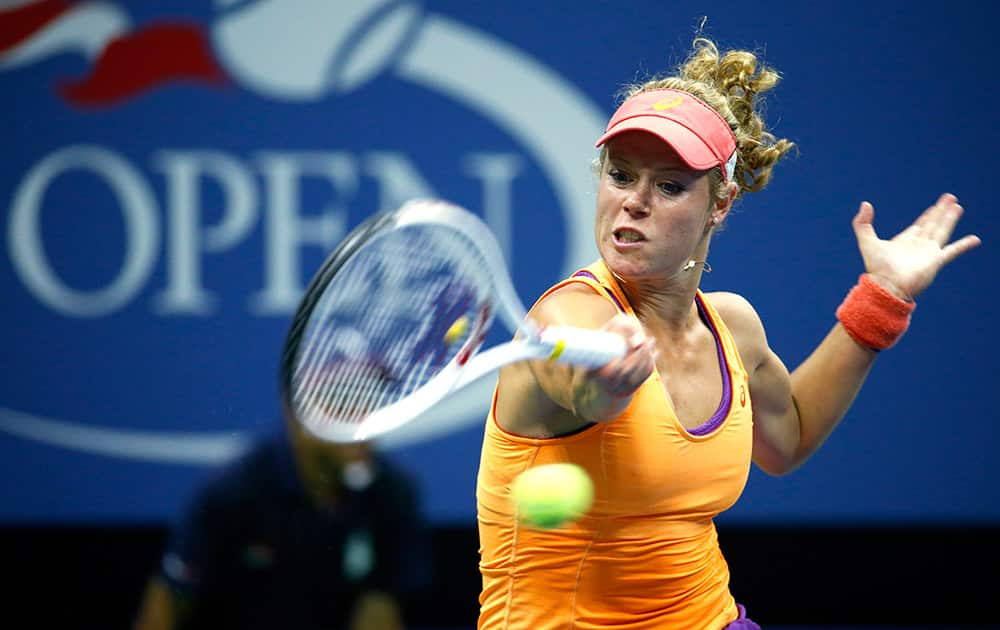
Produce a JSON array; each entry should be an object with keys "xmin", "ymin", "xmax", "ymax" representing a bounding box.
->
[
  {"xmin": 477, "ymin": 387, "xmax": 751, "ymax": 629},
  {"xmin": 477, "ymin": 264, "xmax": 754, "ymax": 629}
]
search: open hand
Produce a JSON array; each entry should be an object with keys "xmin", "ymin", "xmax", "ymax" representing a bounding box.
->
[{"xmin": 851, "ymin": 193, "xmax": 981, "ymax": 298}]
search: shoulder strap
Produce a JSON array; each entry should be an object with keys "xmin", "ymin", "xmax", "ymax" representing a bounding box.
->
[
  {"xmin": 536, "ymin": 259, "xmax": 631, "ymax": 314},
  {"xmin": 695, "ymin": 291, "xmax": 749, "ymax": 375}
]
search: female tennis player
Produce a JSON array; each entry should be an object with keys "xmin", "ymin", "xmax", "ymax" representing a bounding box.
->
[{"xmin": 476, "ymin": 36, "xmax": 980, "ymax": 629}]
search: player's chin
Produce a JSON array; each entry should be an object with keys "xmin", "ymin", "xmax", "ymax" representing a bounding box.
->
[{"xmin": 600, "ymin": 249, "xmax": 648, "ymax": 279}]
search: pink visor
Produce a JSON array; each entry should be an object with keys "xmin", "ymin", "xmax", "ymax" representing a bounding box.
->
[{"xmin": 595, "ymin": 88, "xmax": 737, "ymax": 182}]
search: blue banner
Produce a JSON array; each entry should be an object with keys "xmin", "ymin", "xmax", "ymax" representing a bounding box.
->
[{"xmin": 2, "ymin": 0, "xmax": 996, "ymax": 524}]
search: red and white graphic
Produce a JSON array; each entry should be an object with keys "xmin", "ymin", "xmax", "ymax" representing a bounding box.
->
[
  {"xmin": 0, "ymin": 0, "xmax": 226, "ymax": 106},
  {"xmin": 0, "ymin": 0, "xmax": 425, "ymax": 106}
]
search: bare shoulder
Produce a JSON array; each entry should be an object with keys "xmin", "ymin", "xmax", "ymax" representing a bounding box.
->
[
  {"xmin": 530, "ymin": 280, "xmax": 620, "ymax": 329},
  {"xmin": 703, "ymin": 291, "xmax": 769, "ymax": 368},
  {"xmin": 703, "ymin": 291, "xmax": 762, "ymax": 329}
]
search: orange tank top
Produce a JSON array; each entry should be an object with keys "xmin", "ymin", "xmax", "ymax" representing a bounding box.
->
[{"xmin": 476, "ymin": 260, "xmax": 754, "ymax": 630}]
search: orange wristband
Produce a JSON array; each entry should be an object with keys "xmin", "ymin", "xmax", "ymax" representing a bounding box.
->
[{"xmin": 835, "ymin": 274, "xmax": 916, "ymax": 351}]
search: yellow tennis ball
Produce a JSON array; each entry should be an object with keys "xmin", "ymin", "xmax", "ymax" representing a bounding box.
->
[
  {"xmin": 444, "ymin": 316, "xmax": 469, "ymax": 345},
  {"xmin": 513, "ymin": 463, "xmax": 594, "ymax": 529}
]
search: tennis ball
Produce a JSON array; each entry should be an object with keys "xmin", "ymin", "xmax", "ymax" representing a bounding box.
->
[
  {"xmin": 444, "ymin": 316, "xmax": 469, "ymax": 345},
  {"xmin": 513, "ymin": 463, "xmax": 594, "ymax": 529}
]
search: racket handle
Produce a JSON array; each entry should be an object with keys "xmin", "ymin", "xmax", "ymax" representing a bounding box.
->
[{"xmin": 538, "ymin": 325, "xmax": 628, "ymax": 368}]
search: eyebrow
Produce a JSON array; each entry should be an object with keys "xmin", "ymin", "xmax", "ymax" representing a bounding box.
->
[{"xmin": 607, "ymin": 156, "xmax": 692, "ymax": 176}]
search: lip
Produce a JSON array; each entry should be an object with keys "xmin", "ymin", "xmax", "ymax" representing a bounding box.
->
[{"xmin": 612, "ymin": 226, "xmax": 646, "ymax": 248}]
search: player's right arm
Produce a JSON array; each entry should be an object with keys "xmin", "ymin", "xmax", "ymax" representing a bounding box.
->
[{"xmin": 494, "ymin": 284, "xmax": 655, "ymax": 437}]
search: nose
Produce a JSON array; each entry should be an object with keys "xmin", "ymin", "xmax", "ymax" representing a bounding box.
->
[{"xmin": 621, "ymin": 183, "xmax": 650, "ymax": 218}]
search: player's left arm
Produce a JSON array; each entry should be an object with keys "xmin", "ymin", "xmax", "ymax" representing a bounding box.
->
[
  {"xmin": 715, "ymin": 295, "xmax": 879, "ymax": 476},
  {"xmin": 716, "ymin": 193, "xmax": 980, "ymax": 475}
]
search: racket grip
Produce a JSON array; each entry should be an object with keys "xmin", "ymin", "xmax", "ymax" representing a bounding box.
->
[{"xmin": 538, "ymin": 325, "xmax": 628, "ymax": 367}]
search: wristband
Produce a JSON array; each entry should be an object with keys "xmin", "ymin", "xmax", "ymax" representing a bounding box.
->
[{"xmin": 835, "ymin": 273, "xmax": 915, "ymax": 351}]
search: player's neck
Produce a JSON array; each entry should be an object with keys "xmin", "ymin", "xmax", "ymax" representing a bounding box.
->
[
  {"xmin": 630, "ymin": 289, "xmax": 702, "ymax": 337},
  {"xmin": 613, "ymin": 270, "xmax": 700, "ymax": 330}
]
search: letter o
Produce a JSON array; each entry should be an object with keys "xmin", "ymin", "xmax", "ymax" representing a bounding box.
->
[{"xmin": 8, "ymin": 146, "xmax": 160, "ymax": 317}]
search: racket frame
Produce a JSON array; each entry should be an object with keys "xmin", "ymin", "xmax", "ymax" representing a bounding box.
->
[{"xmin": 281, "ymin": 199, "xmax": 625, "ymax": 443}]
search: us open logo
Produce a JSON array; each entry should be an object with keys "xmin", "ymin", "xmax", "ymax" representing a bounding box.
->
[{"xmin": 0, "ymin": 0, "xmax": 607, "ymax": 461}]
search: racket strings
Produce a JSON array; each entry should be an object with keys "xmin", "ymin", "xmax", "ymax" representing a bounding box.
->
[
  {"xmin": 307, "ymin": 252, "xmax": 414, "ymax": 423},
  {"xmin": 292, "ymin": 225, "xmax": 490, "ymax": 434}
]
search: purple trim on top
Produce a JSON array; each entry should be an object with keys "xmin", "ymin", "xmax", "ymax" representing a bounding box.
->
[
  {"xmin": 723, "ymin": 604, "xmax": 761, "ymax": 629},
  {"xmin": 572, "ymin": 270, "xmax": 626, "ymax": 313},
  {"xmin": 685, "ymin": 294, "xmax": 733, "ymax": 436}
]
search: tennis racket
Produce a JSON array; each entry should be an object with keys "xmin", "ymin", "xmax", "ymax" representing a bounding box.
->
[{"xmin": 280, "ymin": 198, "xmax": 627, "ymax": 443}]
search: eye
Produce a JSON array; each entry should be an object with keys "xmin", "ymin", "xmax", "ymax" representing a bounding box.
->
[
  {"xmin": 659, "ymin": 180, "xmax": 685, "ymax": 195},
  {"xmin": 607, "ymin": 168, "xmax": 631, "ymax": 185}
]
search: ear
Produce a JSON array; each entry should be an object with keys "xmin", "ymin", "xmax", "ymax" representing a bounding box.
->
[{"xmin": 711, "ymin": 182, "xmax": 738, "ymax": 227}]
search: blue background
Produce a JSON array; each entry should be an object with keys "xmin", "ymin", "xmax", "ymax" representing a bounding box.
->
[{"xmin": 2, "ymin": 0, "xmax": 997, "ymax": 526}]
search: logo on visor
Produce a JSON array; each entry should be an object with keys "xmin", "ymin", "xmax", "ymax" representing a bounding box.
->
[{"xmin": 653, "ymin": 96, "xmax": 683, "ymax": 111}]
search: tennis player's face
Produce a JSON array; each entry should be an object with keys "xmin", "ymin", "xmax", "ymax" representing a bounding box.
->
[{"xmin": 595, "ymin": 131, "xmax": 715, "ymax": 283}]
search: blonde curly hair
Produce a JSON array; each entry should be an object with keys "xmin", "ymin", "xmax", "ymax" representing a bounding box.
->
[{"xmin": 606, "ymin": 37, "xmax": 795, "ymax": 202}]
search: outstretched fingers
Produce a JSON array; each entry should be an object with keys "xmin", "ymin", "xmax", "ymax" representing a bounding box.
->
[
  {"xmin": 907, "ymin": 193, "xmax": 979, "ymax": 263},
  {"xmin": 939, "ymin": 233, "xmax": 982, "ymax": 265},
  {"xmin": 921, "ymin": 193, "xmax": 964, "ymax": 244},
  {"xmin": 854, "ymin": 193, "xmax": 981, "ymax": 297}
]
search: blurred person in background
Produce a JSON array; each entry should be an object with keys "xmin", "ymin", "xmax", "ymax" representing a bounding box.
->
[{"xmin": 132, "ymin": 413, "xmax": 430, "ymax": 630}]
